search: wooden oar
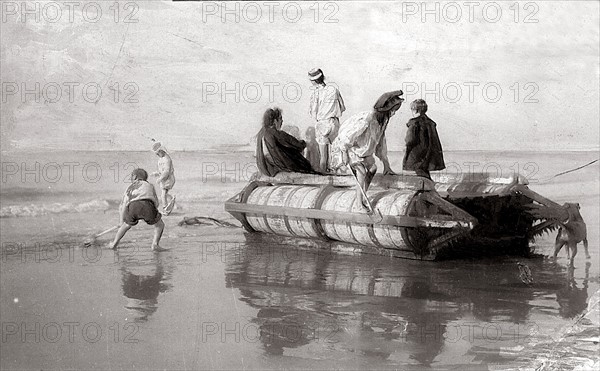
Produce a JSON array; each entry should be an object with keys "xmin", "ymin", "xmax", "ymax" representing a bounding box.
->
[{"xmin": 347, "ymin": 163, "xmax": 383, "ymax": 223}]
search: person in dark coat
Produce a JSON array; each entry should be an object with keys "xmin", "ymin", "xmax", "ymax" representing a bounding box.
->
[
  {"xmin": 402, "ymin": 99, "xmax": 445, "ymax": 180},
  {"xmin": 256, "ymin": 107, "xmax": 316, "ymax": 177}
]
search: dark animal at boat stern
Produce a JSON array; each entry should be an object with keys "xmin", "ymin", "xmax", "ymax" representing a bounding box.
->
[{"xmin": 553, "ymin": 203, "xmax": 590, "ymax": 266}]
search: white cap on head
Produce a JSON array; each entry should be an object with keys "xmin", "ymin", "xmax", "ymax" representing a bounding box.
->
[
  {"xmin": 308, "ymin": 68, "xmax": 323, "ymax": 81},
  {"xmin": 152, "ymin": 141, "xmax": 168, "ymax": 154}
]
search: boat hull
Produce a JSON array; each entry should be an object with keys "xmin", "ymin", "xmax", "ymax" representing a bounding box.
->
[
  {"xmin": 225, "ymin": 171, "xmax": 570, "ymax": 260},
  {"xmin": 225, "ymin": 177, "xmax": 477, "ymax": 259}
]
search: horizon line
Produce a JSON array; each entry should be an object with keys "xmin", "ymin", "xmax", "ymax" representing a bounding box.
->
[{"xmin": 2, "ymin": 148, "xmax": 599, "ymax": 154}]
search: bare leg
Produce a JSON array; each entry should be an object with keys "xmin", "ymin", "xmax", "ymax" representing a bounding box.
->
[
  {"xmin": 318, "ymin": 143, "xmax": 329, "ymax": 173},
  {"xmin": 152, "ymin": 219, "xmax": 165, "ymax": 250},
  {"xmin": 583, "ymin": 239, "xmax": 590, "ymax": 259},
  {"xmin": 160, "ymin": 189, "xmax": 168, "ymax": 210},
  {"xmin": 365, "ymin": 166, "xmax": 376, "ymax": 190},
  {"xmin": 352, "ymin": 164, "xmax": 369, "ymax": 211},
  {"xmin": 111, "ymin": 223, "xmax": 132, "ymax": 250}
]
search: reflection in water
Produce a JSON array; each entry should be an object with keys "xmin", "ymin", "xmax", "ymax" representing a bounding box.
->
[
  {"xmin": 224, "ymin": 238, "xmax": 591, "ymax": 366},
  {"xmin": 119, "ymin": 251, "xmax": 173, "ymax": 322},
  {"xmin": 556, "ymin": 262, "xmax": 591, "ymax": 319}
]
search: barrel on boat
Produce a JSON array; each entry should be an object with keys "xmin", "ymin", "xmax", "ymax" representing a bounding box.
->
[
  {"xmin": 230, "ymin": 182, "xmax": 446, "ymax": 253},
  {"xmin": 246, "ymin": 185, "xmax": 323, "ymax": 239}
]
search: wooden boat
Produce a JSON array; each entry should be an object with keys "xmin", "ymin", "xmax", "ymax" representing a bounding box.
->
[{"xmin": 225, "ymin": 171, "xmax": 566, "ymax": 260}]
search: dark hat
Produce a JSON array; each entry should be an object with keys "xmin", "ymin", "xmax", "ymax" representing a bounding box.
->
[
  {"xmin": 308, "ymin": 68, "xmax": 323, "ymax": 81},
  {"xmin": 132, "ymin": 168, "xmax": 148, "ymax": 181},
  {"xmin": 373, "ymin": 90, "xmax": 405, "ymax": 112}
]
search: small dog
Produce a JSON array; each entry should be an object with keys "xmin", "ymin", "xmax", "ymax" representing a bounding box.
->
[{"xmin": 553, "ymin": 203, "xmax": 590, "ymax": 265}]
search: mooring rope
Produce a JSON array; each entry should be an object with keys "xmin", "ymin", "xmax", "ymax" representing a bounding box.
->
[
  {"xmin": 178, "ymin": 216, "xmax": 240, "ymax": 228},
  {"xmin": 539, "ymin": 159, "xmax": 599, "ymax": 183}
]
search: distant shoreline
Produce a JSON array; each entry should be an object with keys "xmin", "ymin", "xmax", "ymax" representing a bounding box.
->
[{"xmin": 2, "ymin": 148, "xmax": 599, "ymax": 155}]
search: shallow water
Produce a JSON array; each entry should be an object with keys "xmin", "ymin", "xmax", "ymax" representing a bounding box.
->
[{"xmin": 1, "ymin": 150, "xmax": 599, "ymax": 369}]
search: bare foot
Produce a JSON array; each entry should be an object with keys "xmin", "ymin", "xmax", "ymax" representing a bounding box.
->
[
  {"xmin": 161, "ymin": 196, "xmax": 176, "ymax": 216},
  {"xmin": 354, "ymin": 199, "xmax": 371, "ymax": 213},
  {"xmin": 152, "ymin": 245, "xmax": 167, "ymax": 252},
  {"xmin": 108, "ymin": 243, "xmax": 118, "ymax": 250}
]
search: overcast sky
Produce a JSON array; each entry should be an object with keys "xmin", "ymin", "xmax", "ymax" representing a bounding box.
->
[{"xmin": 1, "ymin": 0, "xmax": 599, "ymax": 151}]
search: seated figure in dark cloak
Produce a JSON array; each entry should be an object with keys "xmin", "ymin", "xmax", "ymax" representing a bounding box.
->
[{"xmin": 256, "ymin": 107, "xmax": 316, "ymax": 177}]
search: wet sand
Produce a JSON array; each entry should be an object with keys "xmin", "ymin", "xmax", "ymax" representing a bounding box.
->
[
  {"xmin": 1, "ymin": 150, "xmax": 599, "ymax": 369},
  {"xmin": 1, "ymin": 208, "xmax": 598, "ymax": 369}
]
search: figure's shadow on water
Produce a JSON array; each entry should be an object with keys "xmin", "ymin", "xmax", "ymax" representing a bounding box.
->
[
  {"xmin": 555, "ymin": 262, "xmax": 591, "ymax": 319},
  {"xmin": 118, "ymin": 250, "xmax": 174, "ymax": 322},
  {"xmin": 223, "ymin": 238, "xmax": 592, "ymax": 365}
]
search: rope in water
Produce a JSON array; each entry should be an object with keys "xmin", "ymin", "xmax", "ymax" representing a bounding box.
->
[
  {"xmin": 539, "ymin": 159, "xmax": 599, "ymax": 183},
  {"xmin": 178, "ymin": 216, "xmax": 240, "ymax": 228}
]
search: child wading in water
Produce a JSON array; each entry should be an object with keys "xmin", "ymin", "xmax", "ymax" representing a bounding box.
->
[
  {"xmin": 110, "ymin": 168, "xmax": 165, "ymax": 251},
  {"xmin": 151, "ymin": 142, "xmax": 176, "ymax": 215}
]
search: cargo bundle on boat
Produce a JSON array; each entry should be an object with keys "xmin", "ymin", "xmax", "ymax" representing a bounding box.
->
[{"xmin": 225, "ymin": 171, "xmax": 566, "ymax": 260}]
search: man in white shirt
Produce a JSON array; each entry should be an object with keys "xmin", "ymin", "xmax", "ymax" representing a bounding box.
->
[
  {"xmin": 333, "ymin": 90, "xmax": 404, "ymax": 211},
  {"xmin": 308, "ymin": 68, "xmax": 346, "ymax": 173}
]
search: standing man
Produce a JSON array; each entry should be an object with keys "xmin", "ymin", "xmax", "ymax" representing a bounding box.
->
[{"xmin": 308, "ymin": 68, "xmax": 346, "ymax": 173}]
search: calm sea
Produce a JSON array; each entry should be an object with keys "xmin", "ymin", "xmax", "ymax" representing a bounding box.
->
[{"xmin": 1, "ymin": 150, "xmax": 598, "ymax": 370}]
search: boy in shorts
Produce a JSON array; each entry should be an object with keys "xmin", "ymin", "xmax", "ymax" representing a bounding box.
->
[{"xmin": 110, "ymin": 168, "xmax": 165, "ymax": 251}]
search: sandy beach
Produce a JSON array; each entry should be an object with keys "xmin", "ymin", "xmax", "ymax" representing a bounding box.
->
[
  {"xmin": 1, "ymin": 150, "xmax": 598, "ymax": 370},
  {"xmin": 2, "ymin": 0, "xmax": 599, "ymax": 368}
]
